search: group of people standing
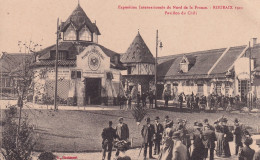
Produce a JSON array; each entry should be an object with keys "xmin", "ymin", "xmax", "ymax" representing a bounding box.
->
[
  {"xmin": 101, "ymin": 115, "xmax": 259, "ymax": 160},
  {"xmin": 117, "ymin": 91, "xmax": 155, "ymax": 110},
  {"xmin": 173, "ymin": 92, "xmax": 242, "ymax": 112}
]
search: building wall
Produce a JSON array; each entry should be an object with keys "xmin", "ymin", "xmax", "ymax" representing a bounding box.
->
[
  {"xmin": 130, "ymin": 63, "xmax": 154, "ymax": 75},
  {"xmin": 33, "ymin": 44, "xmax": 123, "ymax": 105}
]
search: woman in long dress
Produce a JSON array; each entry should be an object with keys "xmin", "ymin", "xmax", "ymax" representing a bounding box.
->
[
  {"xmin": 158, "ymin": 128, "xmax": 174, "ymax": 160},
  {"xmin": 215, "ymin": 125, "xmax": 225, "ymax": 157},
  {"xmin": 215, "ymin": 118, "xmax": 231, "ymax": 158}
]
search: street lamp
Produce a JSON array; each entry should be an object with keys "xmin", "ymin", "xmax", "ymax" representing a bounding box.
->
[
  {"xmin": 54, "ymin": 18, "xmax": 62, "ymax": 111},
  {"xmin": 154, "ymin": 30, "xmax": 163, "ymax": 108}
]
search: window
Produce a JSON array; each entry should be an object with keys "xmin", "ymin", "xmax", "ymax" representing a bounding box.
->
[
  {"xmin": 127, "ymin": 67, "xmax": 131, "ymax": 75},
  {"xmin": 57, "ymin": 52, "xmax": 67, "ymax": 60},
  {"xmin": 197, "ymin": 84, "xmax": 203, "ymax": 95},
  {"xmin": 77, "ymin": 71, "xmax": 81, "ymax": 78},
  {"xmin": 64, "ymin": 25, "xmax": 76, "ymax": 40},
  {"xmin": 71, "ymin": 70, "xmax": 81, "ymax": 79},
  {"xmin": 216, "ymin": 83, "xmax": 221, "ymax": 95},
  {"xmin": 79, "ymin": 26, "xmax": 91, "ymax": 41},
  {"xmin": 0, "ymin": 78, "xmax": 6, "ymax": 87}
]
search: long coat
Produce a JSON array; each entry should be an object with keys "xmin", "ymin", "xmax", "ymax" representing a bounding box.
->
[
  {"xmin": 234, "ymin": 124, "xmax": 243, "ymax": 144},
  {"xmin": 191, "ymin": 130, "xmax": 204, "ymax": 160},
  {"xmin": 141, "ymin": 124, "xmax": 155, "ymax": 143},
  {"xmin": 154, "ymin": 123, "xmax": 164, "ymax": 141},
  {"xmin": 239, "ymin": 146, "xmax": 255, "ymax": 160},
  {"xmin": 116, "ymin": 123, "xmax": 129, "ymax": 140},
  {"xmin": 172, "ymin": 140, "xmax": 189, "ymax": 160},
  {"xmin": 202, "ymin": 129, "xmax": 216, "ymax": 149}
]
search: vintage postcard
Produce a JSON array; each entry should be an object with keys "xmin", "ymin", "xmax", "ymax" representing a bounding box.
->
[{"xmin": 1, "ymin": 0, "xmax": 260, "ymax": 160}]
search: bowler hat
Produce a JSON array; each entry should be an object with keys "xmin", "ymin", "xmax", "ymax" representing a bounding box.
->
[
  {"xmin": 118, "ymin": 117, "xmax": 124, "ymax": 121},
  {"xmin": 165, "ymin": 115, "xmax": 169, "ymax": 119},
  {"xmin": 234, "ymin": 118, "xmax": 239, "ymax": 123},
  {"xmin": 203, "ymin": 119, "xmax": 209, "ymax": 123},
  {"xmin": 155, "ymin": 116, "xmax": 160, "ymax": 120}
]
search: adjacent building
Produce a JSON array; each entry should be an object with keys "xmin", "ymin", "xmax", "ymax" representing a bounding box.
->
[
  {"xmin": 157, "ymin": 39, "xmax": 260, "ymax": 101},
  {"xmin": 120, "ymin": 31, "xmax": 155, "ymax": 95}
]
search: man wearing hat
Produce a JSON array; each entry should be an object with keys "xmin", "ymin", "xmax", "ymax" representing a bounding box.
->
[
  {"xmin": 172, "ymin": 131, "xmax": 189, "ymax": 160},
  {"xmin": 141, "ymin": 117, "xmax": 155, "ymax": 159},
  {"xmin": 254, "ymin": 139, "xmax": 260, "ymax": 160},
  {"xmin": 101, "ymin": 121, "xmax": 117, "ymax": 160},
  {"xmin": 115, "ymin": 117, "xmax": 129, "ymax": 156},
  {"xmin": 153, "ymin": 116, "xmax": 164, "ymax": 155},
  {"xmin": 238, "ymin": 137, "xmax": 255, "ymax": 160},
  {"xmin": 219, "ymin": 117, "xmax": 231, "ymax": 157},
  {"xmin": 164, "ymin": 115, "xmax": 173, "ymax": 129},
  {"xmin": 191, "ymin": 122, "xmax": 204, "ymax": 160},
  {"xmin": 233, "ymin": 118, "xmax": 243, "ymax": 155},
  {"xmin": 203, "ymin": 118, "xmax": 215, "ymax": 131},
  {"xmin": 202, "ymin": 125, "xmax": 216, "ymax": 160}
]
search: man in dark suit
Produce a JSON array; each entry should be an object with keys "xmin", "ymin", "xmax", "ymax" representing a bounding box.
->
[
  {"xmin": 202, "ymin": 125, "xmax": 217, "ymax": 160},
  {"xmin": 233, "ymin": 118, "xmax": 243, "ymax": 155},
  {"xmin": 191, "ymin": 122, "xmax": 204, "ymax": 160},
  {"xmin": 164, "ymin": 115, "xmax": 173, "ymax": 129},
  {"xmin": 239, "ymin": 137, "xmax": 255, "ymax": 160},
  {"xmin": 141, "ymin": 117, "xmax": 155, "ymax": 159},
  {"xmin": 153, "ymin": 116, "xmax": 164, "ymax": 155},
  {"xmin": 101, "ymin": 121, "xmax": 116, "ymax": 160},
  {"xmin": 115, "ymin": 117, "xmax": 129, "ymax": 156},
  {"xmin": 178, "ymin": 93, "xmax": 184, "ymax": 111}
]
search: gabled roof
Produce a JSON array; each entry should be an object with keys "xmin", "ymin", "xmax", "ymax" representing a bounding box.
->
[
  {"xmin": 120, "ymin": 32, "xmax": 155, "ymax": 64},
  {"xmin": 157, "ymin": 48, "xmax": 227, "ymax": 80},
  {"xmin": 34, "ymin": 41, "xmax": 125, "ymax": 69},
  {"xmin": 210, "ymin": 45, "xmax": 247, "ymax": 74},
  {"xmin": 245, "ymin": 43, "xmax": 260, "ymax": 72},
  {"xmin": 0, "ymin": 53, "xmax": 33, "ymax": 73},
  {"xmin": 60, "ymin": 4, "xmax": 101, "ymax": 35},
  {"xmin": 158, "ymin": 44, "xmax": 260, "ymax": 80}
]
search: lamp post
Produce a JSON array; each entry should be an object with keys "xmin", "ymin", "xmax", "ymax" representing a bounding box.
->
[
  {"xmin": 54, "ymin": 18, "xmax": 61, "ymax": 111},
  {"xmin": 154, "ymin": 30, "xmax": 163, "ymax": 108},
  {"xmin": 248, "ymin": 40, "xmax": 252, "ymax": 110}
]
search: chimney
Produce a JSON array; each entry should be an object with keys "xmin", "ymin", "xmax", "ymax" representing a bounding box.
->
[{"xmin": 252, "ymin": 38, "xmax": 257, "ymax": 47}]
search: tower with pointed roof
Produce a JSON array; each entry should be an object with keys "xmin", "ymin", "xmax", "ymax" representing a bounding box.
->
[
  {"xmin": 121, "ymin": 31, "xmax": 155, "ymax": 94},
  {"xmin": 60, "ymin": 4, "xmax": 101, "ymax": 43}
]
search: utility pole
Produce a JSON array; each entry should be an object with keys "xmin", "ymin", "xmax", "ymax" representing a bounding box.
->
[
  {"xmin": 249, "ymin": 41, "xmax": 252, "ymax": 110},
  {"xmin": 54, "ymin": 18, "xmax": 59, "ymax": 111},
  {"xmin": 155, "ymin": 30, "xmax": 158, "ymax": 108}
]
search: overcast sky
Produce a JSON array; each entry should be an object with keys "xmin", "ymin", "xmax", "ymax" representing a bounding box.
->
[{"xmin": 1, "ymin": 0, "xmax": 260, "ymax": 57}]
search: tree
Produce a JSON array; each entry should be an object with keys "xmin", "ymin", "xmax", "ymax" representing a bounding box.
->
[
  {"xmin": 1, "ymin": 106, "xmax": 37, "ymax": 160},
  {"xmin": 0, "ymin": 40, "xmax": 42, "ymax": 159}
]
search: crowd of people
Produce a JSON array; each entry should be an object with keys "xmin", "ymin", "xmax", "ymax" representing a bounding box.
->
[
  {"xmin": 101, "ymin": 116, "xmax": 260, "ymax": 160},
  {"xmin": 116, "ymin": 89, "xmax": 248, "ymax": 113},
  {"xmin": 117, "ymin": 91, "xmax": 155, "ymax": 110}
]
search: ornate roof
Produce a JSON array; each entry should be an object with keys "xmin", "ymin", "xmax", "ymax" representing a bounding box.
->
[
  {"xmin": 60, "ymin": 4, "xmax": 101, "ymax": 35},
  {"xmin": 120, "ymin": 32, "xmax": 155, "ymax": 64}
]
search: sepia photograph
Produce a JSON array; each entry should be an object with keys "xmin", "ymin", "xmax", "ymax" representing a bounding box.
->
[{"xmin": 1, "ymin": 0, "xmax": 260, "ymax": 159}]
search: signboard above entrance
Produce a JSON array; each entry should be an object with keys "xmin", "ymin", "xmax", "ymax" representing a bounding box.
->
[{"xmin": 76, "ymin": 45, "xmax": 110, "ymax": 75}]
